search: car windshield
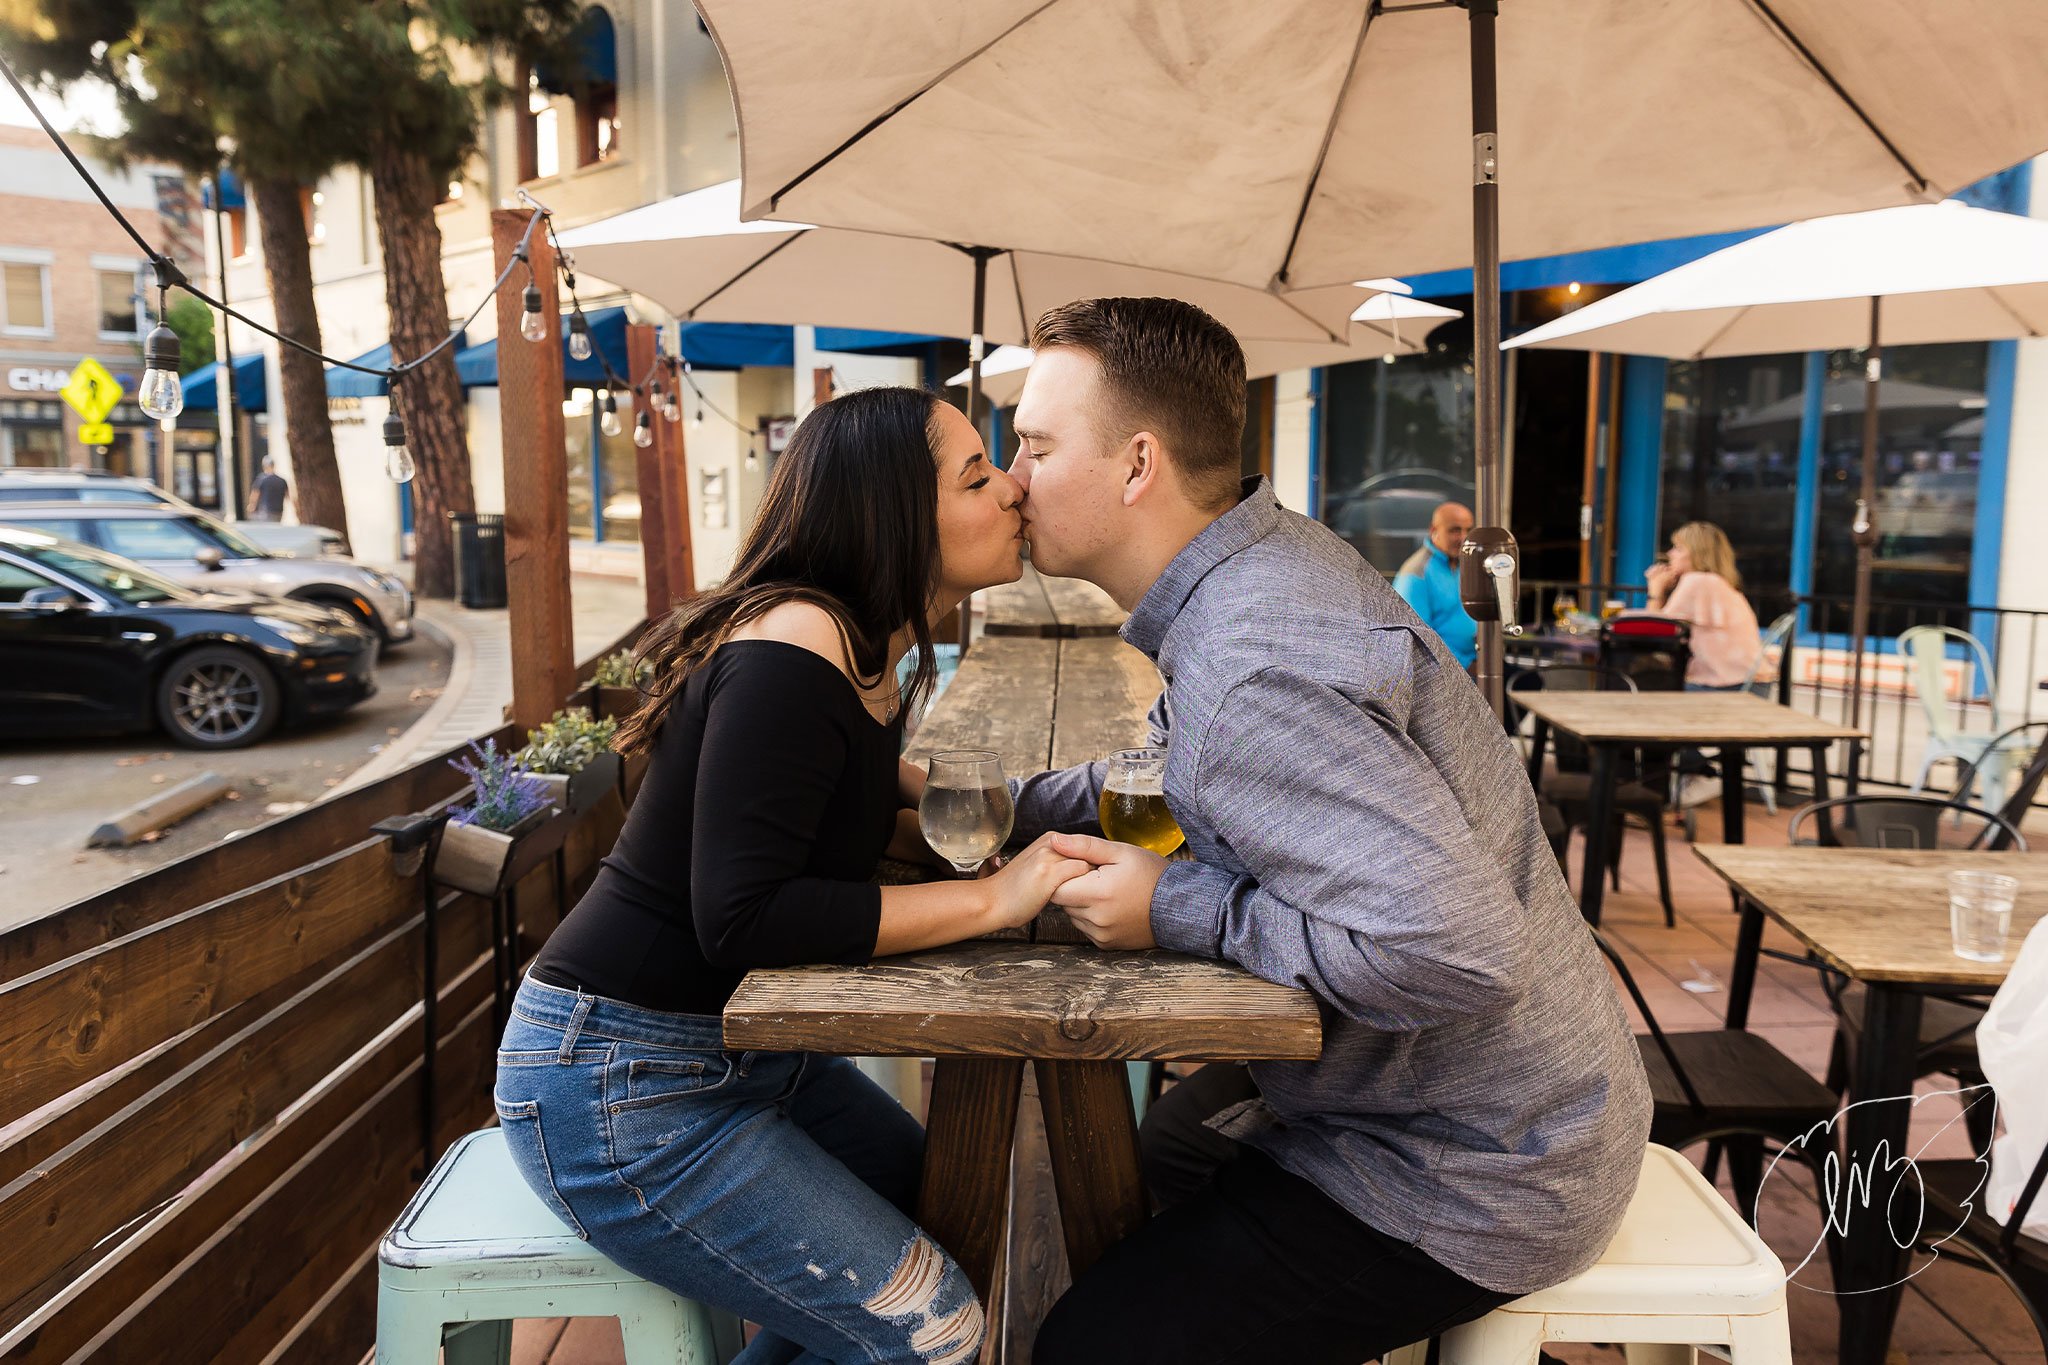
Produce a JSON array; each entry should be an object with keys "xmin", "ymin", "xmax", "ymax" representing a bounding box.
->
[
  {"xmin": 191, "ymin": 515, "xmax": 269, "ymax": 558},
  {"xmin": 6, "ymin": 533, "xmax": 195, "ymax": 605}
]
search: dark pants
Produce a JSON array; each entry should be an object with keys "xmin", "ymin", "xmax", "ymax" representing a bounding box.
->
[{"xmin": 1033, "ymin": 1064, "xmax": 1516, "ymax": 1365}]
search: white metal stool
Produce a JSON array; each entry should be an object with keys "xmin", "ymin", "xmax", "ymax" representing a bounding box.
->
[
  {"xmin": 376, "ymin": 1127, "xmax": 744, "ymax": 1365},
  {"xmin": 1389, "ymin": 1144, "xmax": 1792, "ymax": 1365}
]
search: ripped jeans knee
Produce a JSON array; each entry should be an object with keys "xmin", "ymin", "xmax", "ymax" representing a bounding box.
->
[{"xmin": 861, "ymin": 1232, "xmax": 986, "ymax": 1365}]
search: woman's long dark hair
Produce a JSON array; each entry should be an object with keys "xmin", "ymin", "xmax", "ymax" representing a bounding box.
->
[{"xmin": 614, "ymin": 386, "xmax": 944, "ymax": 755}]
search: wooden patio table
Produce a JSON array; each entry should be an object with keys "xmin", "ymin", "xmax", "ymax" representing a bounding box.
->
[
  {"xmin": 1516, "ymin": 689, "xmax": 1864, "ymax": 924},
  {"xmin": 1692, "ymin": 843, "xmax": 2047, "ymax": 1365},
  {"xmin": 722, "ymin": 932, "xmax": 1321, "ymax": 1302}
]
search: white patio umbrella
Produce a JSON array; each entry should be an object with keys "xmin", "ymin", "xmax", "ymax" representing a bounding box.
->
[
  {"xmin": 556, "ymin": 180, "xmax": 1409, "ymax": 426},
  {"xmin": 949, "ymin": 294, "xmax": 1463, "ymax": 407},
  {"xmin": 1505, "ymin": 199, "xmax": 2048, "ymax": 726},
  {"xmin": 695, "ymin": 0, "xmax": 2048, "ymax": 713}
]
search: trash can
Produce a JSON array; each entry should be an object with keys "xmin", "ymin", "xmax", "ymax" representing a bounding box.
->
[{"xmin": 448, "ymin": 512, "xmax": 507, "ymax": 609}]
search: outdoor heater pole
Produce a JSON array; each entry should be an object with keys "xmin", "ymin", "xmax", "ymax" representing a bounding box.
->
[
  {"xmin": 212, "ymin": 168, "xmax": 241, "ymax": 519},
  {"xmin": 1460, "ymin": 0, "xmax": 1515, "ymax": 720},
  {"xmin": 1847, "ymin": 295, "xmax": 1883, "ymax": 732}
]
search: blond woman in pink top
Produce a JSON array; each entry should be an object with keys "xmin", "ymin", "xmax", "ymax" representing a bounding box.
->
[{"xmin": 1641, "ymin": 521, "xmax": 1763, "ymax": 690}]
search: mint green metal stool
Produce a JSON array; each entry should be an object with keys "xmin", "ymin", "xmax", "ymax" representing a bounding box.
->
[{"xmin": 376, "ymin": 1127, "xmax": 744, "ymax": 1364}]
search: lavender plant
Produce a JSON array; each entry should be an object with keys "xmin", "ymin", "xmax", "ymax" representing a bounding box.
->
[{"xmin": 448, "ymin": 739, "xmax": 553, "ymax": 832}]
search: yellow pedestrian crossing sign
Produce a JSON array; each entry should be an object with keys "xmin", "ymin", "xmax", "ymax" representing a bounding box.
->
[
  {"xmin": 78, "ymin": 422, "xmax": 115, "ymax": 446},
  {"xmin": 61, "ymin": 357, "xmax": 122, "ymax": 425}
]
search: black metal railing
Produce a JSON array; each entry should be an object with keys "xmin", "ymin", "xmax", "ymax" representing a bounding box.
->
[{"xmin": 1516, "ymin": 578, "xmax": 2048, "ymax": 807}]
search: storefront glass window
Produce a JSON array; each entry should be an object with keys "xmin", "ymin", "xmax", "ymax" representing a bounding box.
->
[
  {"xmin": 1317, "ymin": 298, "xmax": 1475, "ymax": 576},
  {"xmin": 1814, "ymin": 342, "xmax": 1987, "ymax": 611},
  {"xmin": 1657, "ymin": 354, "xmax": 1806, "ymax": 605},
  {"xmin": 563, "ymin": 389, "xmax": 596, "ymax": 539},
  {"xmin": 6, "ymin": 423, "xmax": 65, "ymax": 468},
  {"xmin": 598, "ymin": 419, "xmax": 640, "ymax": 544}
]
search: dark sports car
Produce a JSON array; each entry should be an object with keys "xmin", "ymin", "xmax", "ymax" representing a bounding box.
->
[{"xmin": 0, "ymin": 526, "xmax": 377, "ymax": 750}]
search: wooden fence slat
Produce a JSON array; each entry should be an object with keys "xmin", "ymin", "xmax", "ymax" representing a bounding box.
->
[
  {"xmin": 0, "ymin": 894, "xmax": 494, "ymax": 1321},
  {"xmin": 0, "ymin": 838, "xmax": 419, "ymax": 1126},
  {"xmin": 2, "ymin": 960, "xmax": 498, "ymax": 1364},
  {"xmin": 0, "ymin": 722, "xmax": 515, "ymax": 987}
]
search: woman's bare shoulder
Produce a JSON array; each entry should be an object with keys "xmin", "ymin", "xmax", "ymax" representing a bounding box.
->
[{"xmin": 725, "ymin": 601, "xmax": 857, "ymax": 679}]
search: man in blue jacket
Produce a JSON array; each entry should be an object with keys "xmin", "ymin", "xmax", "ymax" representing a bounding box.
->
[{"xmin": 1392, "ymin": 500, "xmax": 1477, "ymax": 667}]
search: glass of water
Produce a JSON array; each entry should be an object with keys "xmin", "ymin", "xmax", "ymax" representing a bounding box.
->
[
  {"xmin": 1948, "ymin": 869, "xmax": 2020, "ymax": 962},
  {"xmin": 920, "ymin": 750, "xmax": 1014, "ymax": 875}
]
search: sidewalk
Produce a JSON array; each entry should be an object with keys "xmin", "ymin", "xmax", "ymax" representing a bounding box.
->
[{"xmin": 338, "ymin": 573, "xmax": 648, "ymax": 792}]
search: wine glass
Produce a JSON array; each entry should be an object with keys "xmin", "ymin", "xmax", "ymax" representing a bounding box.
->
[{"xmin": 919, "ymin": 750, "xmax": 1014, "ymax": 875}]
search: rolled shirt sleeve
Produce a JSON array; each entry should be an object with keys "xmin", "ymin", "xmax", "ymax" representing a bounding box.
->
[{"xmin": 1151, "ymin": 654, "xmax": 1531, "ymax": 1031}]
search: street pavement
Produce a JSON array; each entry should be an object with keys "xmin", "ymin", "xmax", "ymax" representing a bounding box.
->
[{"xmin": 0, "ymin": 572, "xmax": 647, "ymax": 929}]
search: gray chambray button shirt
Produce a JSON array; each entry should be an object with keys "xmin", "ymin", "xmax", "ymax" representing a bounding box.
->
[{"xmin": 1010, "ymin": 477, "xmax": 1652, "ymax": 1296}]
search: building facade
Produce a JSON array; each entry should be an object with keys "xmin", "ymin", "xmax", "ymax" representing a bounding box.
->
[{"xmin": 0, "ymin": 126, "xmax": 199, "ymax": 480}]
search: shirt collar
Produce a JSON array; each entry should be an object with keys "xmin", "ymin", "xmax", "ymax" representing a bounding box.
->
[
  {"xmin": 1121, "ymin": 476, "xmax": 1280, "ymax": 657},
  {"xmin": 1428, "ymin": 541, "xmax": 1455, "ymax": 569}
]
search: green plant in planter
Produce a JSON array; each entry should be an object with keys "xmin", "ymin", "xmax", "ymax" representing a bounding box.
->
[
  {"xmin": 449, "ymin": 739, "xmax": 552, "ymax": 832},
  {"xmin": 592, "ymin": 649, "xmax": 651, "ymax": 688},
  {"xmin": 517, "ymin": 707, "xmax": 620, "ymax": 776}
]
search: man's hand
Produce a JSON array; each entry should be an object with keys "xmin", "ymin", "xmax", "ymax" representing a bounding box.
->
[{"xmin": 1045, "ymin": 833, "xmax": 1167, "ymax": 950}]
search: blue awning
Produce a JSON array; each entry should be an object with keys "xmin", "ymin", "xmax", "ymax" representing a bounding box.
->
[
  {"xmin": 816, "ymin": 327, "xmax": 943, "ymax": 356},
  {"xmin": 200, "ymin": 169, "xmax": 246, "ymax": 212},
  {"xmin": 326, "ymin": 333, "xmax": 468, "ymax": 398},
  {"xmin": 183, "ymin": 352, "xmax": 266, "ymax": 413},
  {"xmin": 535, "ymin": 6, "xmax": 617, "ymax": 93},
  {"xmin": 1400, "ymin": 226, "xmax": 1773, "ymax": 301}
]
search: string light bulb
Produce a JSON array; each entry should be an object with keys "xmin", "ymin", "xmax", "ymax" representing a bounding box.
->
[
  {"xmin": 744, "ymin": 438, "xmax": 760, "ymax": 472},
  {"xmin": 692, "ymin": 404, "xmax": 704, "ymax": 429},
  {"xmin": 633, "ymin": 409, "xmax": 654, "ymax": 448},
  {"xmin": 567, "ymin": 310, "xmax": 593, "ymax": 361},
  {"xmin": 137, "ymin": 323, "xmax": 185, "ymax": 422},
  {"xmin": 382, "ymin": 412, "xmax": 415, "ymax": 483},
  {"xmin": 519, "ymin": 284, "xmax": 548, "ymax": 343},
  {"xmin": 599, "ymin": 390, "xmax": 622, "ymax": 437}
]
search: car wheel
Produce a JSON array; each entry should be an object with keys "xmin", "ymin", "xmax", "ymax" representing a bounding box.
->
[{"xmin": 157, "ymin": 646, "xmax": 281, "ymax": 749}]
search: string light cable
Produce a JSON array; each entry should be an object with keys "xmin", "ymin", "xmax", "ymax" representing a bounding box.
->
[{"xmin": 0, "ymin": 49, "xmax": 561, "ymax": 483}]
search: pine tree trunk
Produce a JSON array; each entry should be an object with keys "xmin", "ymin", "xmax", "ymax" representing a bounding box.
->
[
  {"xmin": 368, "ymin": 141, "xmax": 473, "ymax": 599},
  {"xmin": 248, "ymin": 175, "xmax": 350, "ymax": 545}
]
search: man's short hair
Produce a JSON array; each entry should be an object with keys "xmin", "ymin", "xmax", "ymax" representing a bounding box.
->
[{"xmin": 1030, "ymin": 297, "xmax": 1247, "ymax": 510}]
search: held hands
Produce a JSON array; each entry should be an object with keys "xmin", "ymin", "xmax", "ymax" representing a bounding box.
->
[
  {"xmin": 979, "ymin": 833, "xmax": 1094, "ymax": 931},
  {"xmin": 1043, "ymin": 833, "xmax": 1168, "ymax": 951}
]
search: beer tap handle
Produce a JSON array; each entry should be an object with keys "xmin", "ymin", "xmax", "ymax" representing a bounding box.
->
[{"xmin": 1458, "ymin": 527, "xmax": 1524, "ymax": 636}]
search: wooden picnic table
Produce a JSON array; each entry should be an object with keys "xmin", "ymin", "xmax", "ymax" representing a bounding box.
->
[
  {"xmin": 723, "ymin": 623, "xmax": 1323, "ymax": 1350},
  {"xmin": 981, "ymin": 561, "xmax": 1128, "ymax": 639},
  {"xmin": 1517, "ymin": 690, "xmax": 1865, "ymax": 924},
  {"xmin": 1692, "ymin": 844, "xmax": 2048, "ymax": 1365}
]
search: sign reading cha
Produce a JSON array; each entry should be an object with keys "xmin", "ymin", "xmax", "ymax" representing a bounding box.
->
[{"xmin": 7, "ymin": 367, "xmax": 70, "ymax": 393}]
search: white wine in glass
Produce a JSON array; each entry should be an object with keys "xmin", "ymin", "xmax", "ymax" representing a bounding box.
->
[
  {"xmin": 1098, "ymin": 748, "xmax": 1185, "ymax": 856},
  {"xmin": 920, "ymin": 750, "xmax": 1014, "ymax": 875}
]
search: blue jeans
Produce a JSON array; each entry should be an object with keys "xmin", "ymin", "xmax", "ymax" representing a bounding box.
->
[{"xmin": 494, "ymin": 975, "xmax": 985, "ymax": 1364}]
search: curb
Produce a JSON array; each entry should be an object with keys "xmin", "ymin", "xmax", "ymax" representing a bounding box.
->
[{"xmin": 329, "ymin": 606, "xmax": 476, "ymax": 796}]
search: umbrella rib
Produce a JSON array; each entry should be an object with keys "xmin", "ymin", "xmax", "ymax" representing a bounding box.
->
[
  {"xmin": 1690, "ymin": 305, "xmax": 1755, "ymax": 360},
  {"xmin": 764, "ymin": 0, "xmax": 1070, "ymax": 212},
  {"xmin": 688, "ymin": 233, "xmax": 809, "ymax": 317},
  {"xmin": 1274, "ymin": 1, "xmax": 1382, "ymax": 289},
  {"xmin": 1740, "ymin": 0, "xmax": 1928, "ymax": 193},
  {"xmin": 1981, "ymin": 285, "xmax": 2047, "ymax": 339}
]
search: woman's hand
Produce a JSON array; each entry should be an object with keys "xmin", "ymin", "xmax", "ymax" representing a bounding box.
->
[
  {"xmin": 885, "ymin": 807, "xmax": 947, "ymax": 867},
  {"xmin": 978, "ymin": 833, "xmax": 1093, "ymax": 931},
  {"xmin": 1644, "ymin": 560, "xmax": 1677, "ymax": 603}
]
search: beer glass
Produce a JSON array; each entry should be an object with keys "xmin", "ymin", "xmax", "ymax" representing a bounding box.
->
[
  {"xmin": 920, "ymin": 750, "xmax": 1014, "ymax": 875},
  {"xmin": 1552, "ymin": 591, "xmax": 1578, "ymax": 627},
  {"xmin": 1099, "ymin": 748, "xmax": 1185, "ymax": 856}
]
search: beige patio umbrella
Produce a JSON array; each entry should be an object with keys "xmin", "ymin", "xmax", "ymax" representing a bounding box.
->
[
  {"xmin": 557, "ymin": 180, "xmax": 1409, "ymax": 428},
  {"xmin": 949, "ymin": 294, "xmax": 1463, "ymax": 406},
  {"xmin": 1506, "ymin": 199, "xmax": 2048, "ymax": 726},
  {"xmin": 695, "ymin": 0, "xmax": 2048, "ymax": 713}
]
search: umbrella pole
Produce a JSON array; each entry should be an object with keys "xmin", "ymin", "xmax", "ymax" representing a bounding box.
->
[
  {"xmin": 1847, "ymin": 295, "xmax": 1882, "ymax": 733},
  {"xmin": 1458, "ymin": 0, "xmax": 1515, "ymax": 719},
  {"xmin": 957, "ymin": 246, "xmax": 997, "ymax": 654}
]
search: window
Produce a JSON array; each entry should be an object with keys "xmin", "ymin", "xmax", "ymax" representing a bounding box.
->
[
  {"xmin": 1658, "ymin": 353, "xmax": 1807, "ymax": 605},
  {"xmin": 9, "ymin": 517, "xmax": 93, "ymax": 544},
  {"xmin": 97, "ymin": 269, "xmax": 141, "ymax": 337},
  {"xmin": 94, "ymin": 516, "xmax": 214, "ymax": 561},
  {"xmin": 535, "ymin": 106, "xmax": 561, "ymax": 180},
  {"xmin": 3, "ymin": 260, "xmax": 51, "ymax": 334},
  {"xmin": 0, "ymin": 559, "xmax": 62, "ymax": 605},
  {"xmin": 576, "ymin": 84, "xmax": 620, "ymax": 167},
  {"xmin": 301, "ymin": 188, "xmax": 327, "ymax": 245}
]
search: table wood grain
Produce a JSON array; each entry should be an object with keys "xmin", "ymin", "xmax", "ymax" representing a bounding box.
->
[
  {"xmin": 1515, "ymin": 690, "xmax": 1865, "ymax": 745},
  {"xmin": 1693, "ymin": 844, "xmax": 2046, "ymax": 987},
  {"xmin": 984, "ymin": 562, "xmax": 1128, "ymax": 638},
  {"xmin": 724, "ymin": 942, "xmax": 1323, "ymax": 1060}
]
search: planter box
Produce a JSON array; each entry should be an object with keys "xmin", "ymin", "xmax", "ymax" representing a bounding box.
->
[
  {"xmin": 530, "ymin": 751, "xmax": 622, "ymax": 816},
  {"xmin": 433, "ymin": 805, "xmax": 551, "ymax": 896},
  {"xmin": 593, "ymin": 686, "xmax": 644, "ymax": 721}
]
